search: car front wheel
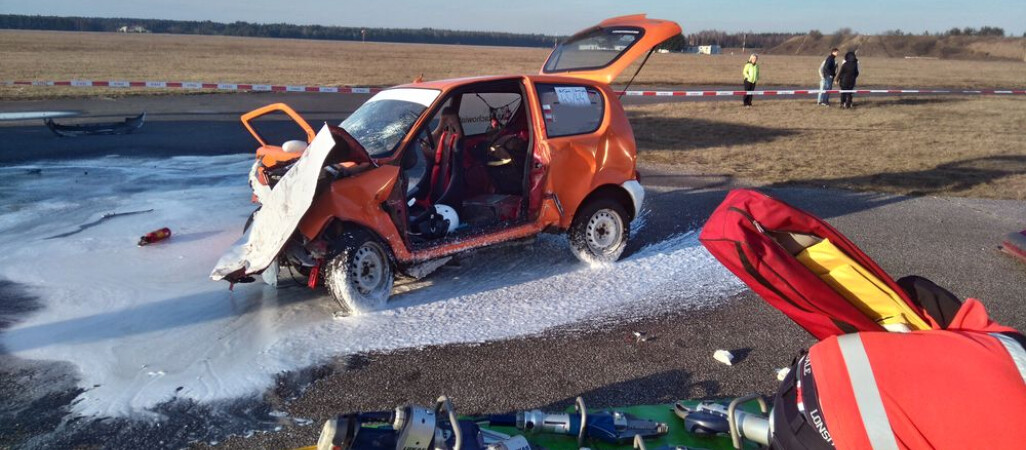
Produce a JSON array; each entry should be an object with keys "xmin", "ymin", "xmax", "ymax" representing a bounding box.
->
[
  {"xmin": 324, "ymin": 230, "xmax": 394, "ymax": 315},
  {"xmin": 568, "ymin": 198, "xmax": 630, "ymax": 263}
]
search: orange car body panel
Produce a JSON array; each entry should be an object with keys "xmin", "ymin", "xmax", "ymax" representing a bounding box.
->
[
  {"xmin": 243, "ymin": 104, "xmax": 314, "ymax": 177},
  {"xmin": 297, "ymin": 164, "xmax": 566, "ymax": 264},
  {"xmin": 539, "ymin": 14, "xmax": 683, "ymax": 84},
  {"xmin": 528, "ymin": 81, "xmax": 637, "ymax": 228},
  {"xmin": 256, "ymin": 145, "xmax": 301, "ymax": 168},
  {"xmin": 299, "ymin": 165, "xmax": 401, "ymax": 244},
  {"xmin": 241, "ymin": 103, "xmax": 316, "ymax": 146}
]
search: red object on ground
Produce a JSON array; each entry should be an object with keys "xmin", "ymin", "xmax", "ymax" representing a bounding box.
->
[
  {"xmin": 808, "ymin": 302, "xmax": 1026, "ymax": 450},
  {"xmin": 699, "ymin": 189, "xmax": 937, "ymax": 339},
  {"xmin": 1001, "ymin": 229, "xmax": 1026, "ymax": 264},
  {"xmin": 307, "ymin": 259, "xmax": 322, "ymax": 289},
  {"xmin": 138, "ymin": 227, "xmax": 172, "ymax": 246}
]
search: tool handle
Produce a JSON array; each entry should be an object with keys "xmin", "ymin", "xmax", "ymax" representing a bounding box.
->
[
  {"xmin": 436, "ymin": 396, "xmax": 462, "ymax": 450},
  {"xmin": 487, "ymin": 414, "xmax": 517, "ymax": 427},
  {"xmin": 574, "ymin": 397, "xmax": 587, "ymax": 446}
]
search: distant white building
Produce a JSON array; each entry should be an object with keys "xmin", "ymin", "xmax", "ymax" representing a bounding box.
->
[
  {"xmin": 577, "ymin": 44, "xmax": 628, "ymax": 51},
  {"xmin": 682, "ymin": 45, "xmax": 722, "ymax": 54},
  {"xmin": 697, "ymin": 45, "xmax": 722, "ymax": 55},
  {"xmin": 118, "ymin": 25, "xmax": 149, "ymax": 33}
]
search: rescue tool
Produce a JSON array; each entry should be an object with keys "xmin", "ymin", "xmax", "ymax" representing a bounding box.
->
[
  {"xmin": 307, "ymin": 397, "xmax": 691, "ymax": 450},
  {"xmin": 494, "ymin": 398, "xmax": 668, "ymax": 444}
]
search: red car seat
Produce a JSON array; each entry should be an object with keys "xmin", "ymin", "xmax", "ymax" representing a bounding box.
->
[{"xmin": 426, "ymin": 107, "xmax": 464, "ymax": 207}]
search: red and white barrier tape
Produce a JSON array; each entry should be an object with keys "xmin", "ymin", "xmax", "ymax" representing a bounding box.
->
[
  {"xmin": 619, "ymin": 88, "xmax": 1026, "ymax": 96},
  {"xmin": 3, "ymin": 80, "xmax": 1024, "ymax": 97},
  {"xmin": 2, "ymin": 80, "xmax": 385, "ymax": 94}
]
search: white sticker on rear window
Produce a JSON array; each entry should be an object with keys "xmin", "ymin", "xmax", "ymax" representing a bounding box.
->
[{"xmin": 554, "ymin": 87, "xmax": 590, "ymax": 106}]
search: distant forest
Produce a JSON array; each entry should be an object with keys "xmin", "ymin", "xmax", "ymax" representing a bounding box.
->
[
  {"xmin": 0, "ymin": 14, "xmax": 816, "ymax": 50},
  {"xmin": 0, "ymin": 15, "xmax": 1011, "ymax": 50},
  {"xmin": 659, "ymin": 26, "xmax": 1010, "ymax": 51},
  {"xmin": 0, "ymin": 14, "xmax": 562, "ymax": 47},
  {"xmin": 661, "ymin": 31, "xmax": 804, "ymax": 50}
]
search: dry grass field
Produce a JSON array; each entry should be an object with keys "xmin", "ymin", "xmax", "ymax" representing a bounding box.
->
[
  {"xmin": 631, "ymin": 96, "xmax": 1026, "ymax": 200},
  {"xmin": 2, "ymin": 30, "xmax": 1025, "ymax": 100}
]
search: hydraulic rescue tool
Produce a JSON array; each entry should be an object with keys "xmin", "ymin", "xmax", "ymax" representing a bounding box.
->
[
  {"xmin": 312, "ymin": 397, "xmax": 669, "ymax": 450},
  {"xmin": 490, "ymin": 397, "xmax": 668, "ymax": 445},
  {"xmin": 315, "ymin": 396, "xmax": 530, "ymax": 450},
  {"xmin": 672, "ymin": 396, "xmax": 770, "ymax": 448}
]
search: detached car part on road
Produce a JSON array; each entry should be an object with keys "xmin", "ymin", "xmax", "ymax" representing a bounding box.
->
[{"xmin": 211, "ymin": 15, "xmax": 682, "ymax": 314}]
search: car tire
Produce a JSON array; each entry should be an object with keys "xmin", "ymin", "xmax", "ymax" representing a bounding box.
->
[
  {"xmin": 568, "ymin": 197, "xmax": 630, "ymax": 263},
  {"xmin": 324, "ymin": 230, "xmax": 394, "ymax": 315}
]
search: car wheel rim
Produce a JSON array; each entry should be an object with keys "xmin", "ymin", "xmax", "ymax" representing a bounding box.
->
[
  {"xmin": 585, "ymin": 209, "xmax": 623, "ymax": 254},
  {"xmin": 349, "ymin": 242, "xmax": 387, "ymax": 295}
]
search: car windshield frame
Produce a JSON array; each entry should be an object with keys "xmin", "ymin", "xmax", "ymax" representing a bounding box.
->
[
  {"xmin": 340, "ymin": 88, "xmax": 441, "ymax": 158},
  {"xmin": 543, "ymin": 26, "xmax": 646, "ymax": 74}
]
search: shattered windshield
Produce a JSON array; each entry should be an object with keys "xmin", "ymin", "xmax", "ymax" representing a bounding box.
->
[{"xmin": 340, "ymin": 88, "xmax": 441, "ymax": 157}]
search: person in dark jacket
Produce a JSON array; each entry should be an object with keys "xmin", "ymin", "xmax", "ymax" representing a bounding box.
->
[
  {"xmin": 835, "ymin": 51, "xmax": 859, "ymax": 109},
  {"xmin": 817, "ymin": 48, "xmax": 839, "ymax": 106}
]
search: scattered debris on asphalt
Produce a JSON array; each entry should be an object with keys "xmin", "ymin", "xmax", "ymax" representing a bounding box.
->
[
  {"xmin": 713, "ymin": 349, "xmax": 734, "ymax": 366},
  {"xmin": 138, "ymin": 227, "xmax": 172, "ymax": 246},
  {"xmin": 631, "ymin": 331, "xmax": 652, "ymax": 343},
  {"xmin": 45, "ymin": 112, "xmax": 145, "ymax": 137},
  {"xmin": 1000, "ymin": 229, "xmax": 1026, "ymax": 264}
]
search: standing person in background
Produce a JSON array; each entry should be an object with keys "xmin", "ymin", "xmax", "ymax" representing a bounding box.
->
[
  {"xmin": 742, "ymin": 53, "xmax": 759, "ymax": 107},
  {"xmin": 817, "ymin": 48, "xmax": 839, "ymax": 106},
  {"xmin": 836, "ymin": 51, "xmax": 860, "ymax": 109}
]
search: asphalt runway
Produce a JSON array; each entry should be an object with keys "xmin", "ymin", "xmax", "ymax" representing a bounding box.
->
[
  {"xmin": 1, "ymin": 93, "xmax": 1024, "ymax": 449},
  {"xmin": 0, "ymin": 87, "xmax": 935, "ymax": 163}
]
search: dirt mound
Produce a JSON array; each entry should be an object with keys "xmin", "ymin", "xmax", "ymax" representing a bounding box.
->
[{"xmin": 769, "ymin": 33, "xmax": 1026, "ymax": 61}]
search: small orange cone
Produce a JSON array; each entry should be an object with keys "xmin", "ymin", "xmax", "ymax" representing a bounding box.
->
[{"xmin": 138, "ymin": 227, "xmax": 172, "ymax": 246}]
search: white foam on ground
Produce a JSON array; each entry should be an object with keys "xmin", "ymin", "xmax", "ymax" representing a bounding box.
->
[{"xmin": 0, "ymin": 156, "xmax": 743, "ymax": 418}]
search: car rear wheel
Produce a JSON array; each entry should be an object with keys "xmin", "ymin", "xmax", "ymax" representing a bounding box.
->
[
  {"xmin": 568, "ymin": 198, "xmax": 630, "ymax": 263},
  {"xmin": 324, "ymin": 230, "xmax": 394, "ymax": 315}
]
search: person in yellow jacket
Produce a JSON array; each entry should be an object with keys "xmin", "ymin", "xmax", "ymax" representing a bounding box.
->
[{"xmin": 742, "ymin": 53, "xmax": 759, "ymax": 107}]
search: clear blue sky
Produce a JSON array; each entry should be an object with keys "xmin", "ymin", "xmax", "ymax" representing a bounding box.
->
[{"xmin": 4, "ymin": 0, "xmax": 1024, "ymax": 36}]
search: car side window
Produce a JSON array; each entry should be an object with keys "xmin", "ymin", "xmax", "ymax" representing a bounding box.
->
[
  {"xmin": 534, "ymin": 84, "xmax": 604, "ymax": 138},
  {"xmin": 458, "ymin": 93, "xmax": 522, "ymax": 136}
]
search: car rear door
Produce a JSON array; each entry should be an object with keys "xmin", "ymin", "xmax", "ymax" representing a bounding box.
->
[{"xmin": 540, "ymin": 14, "xmax": 682, "ymax": 84}]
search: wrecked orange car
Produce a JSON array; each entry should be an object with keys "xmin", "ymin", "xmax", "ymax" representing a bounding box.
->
[{"xmin": 211, "ymin": 15, "xmax": 683, "ymax": 314}]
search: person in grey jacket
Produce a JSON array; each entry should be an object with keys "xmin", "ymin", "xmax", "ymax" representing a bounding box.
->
[{"xmin": 817, "ymin": 48, "xmax": 839, "ymax": 106}]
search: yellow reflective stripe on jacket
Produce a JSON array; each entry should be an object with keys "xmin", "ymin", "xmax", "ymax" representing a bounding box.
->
[{"xmin": 743, "ymin": 63, "xmax": 759, "ymax": 83}]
